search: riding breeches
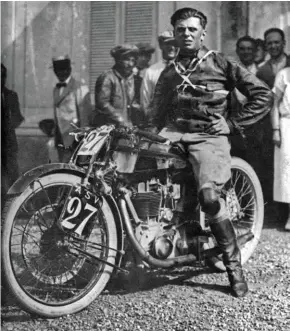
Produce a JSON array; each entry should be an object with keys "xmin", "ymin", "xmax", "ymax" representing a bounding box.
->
[{"xmin": 159, "ymin": 128, "xmax": 232, "ymax": 220}]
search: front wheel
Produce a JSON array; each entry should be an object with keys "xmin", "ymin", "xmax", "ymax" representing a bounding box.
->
[
  {"xmin": 207, "ymin": 157, "xmax": 264, "ymax": 271},
  {"xmin": 1, "ymin": 173, "xmax": 117, "ymax": 317}
]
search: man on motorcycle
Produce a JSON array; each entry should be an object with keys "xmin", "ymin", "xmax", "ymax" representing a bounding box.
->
[{"xmin": 146, "ymin": 7, "xmax": 273, "ymax": 297}]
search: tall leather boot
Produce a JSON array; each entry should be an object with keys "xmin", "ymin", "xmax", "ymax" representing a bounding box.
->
[{"xmin": 210, "ymin": 218, "xmax": 249, "ymax": 297}]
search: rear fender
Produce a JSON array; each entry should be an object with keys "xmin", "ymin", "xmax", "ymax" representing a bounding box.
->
[{"xmin": 7, "ymin": 162, "xmax": 124, "ymax": 266}]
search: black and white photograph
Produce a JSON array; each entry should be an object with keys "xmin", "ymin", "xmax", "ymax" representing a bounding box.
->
[{"xmin": 1, "ymin": 1, "xmax": 290, "ymax": 330}]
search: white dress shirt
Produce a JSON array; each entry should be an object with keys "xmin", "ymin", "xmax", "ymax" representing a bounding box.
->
[
  {"xmin": 271, "ymin": 54, "xmax": 287, "ymax": 76},
  {"xmin": 58, "ymin": 75, "xmax": 72, "ymax": 95}
]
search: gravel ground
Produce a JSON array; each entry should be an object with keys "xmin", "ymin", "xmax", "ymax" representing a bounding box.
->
[{"xmin": 1, "ymin": 205, "xmax": 290, "ymax": 331}]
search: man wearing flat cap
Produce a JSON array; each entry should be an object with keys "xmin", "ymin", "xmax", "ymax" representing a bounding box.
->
[
  {"xmin": 135, "ymin": 42, "xmax": 155, "ymax": 78},
  {"xmin": 94, "ymin": 44, "xmax": 143, "ymax": 127},
  {"xmin": 50, "ymin": 55, "xmax": 92, "ymax": 162},
  {"xmin": 146, "ymin": 7, "xmax": 273, "ymax": 298},
  {"xmin": 141, "ymin": 31, "xmax": 178, "ymax": 111}
]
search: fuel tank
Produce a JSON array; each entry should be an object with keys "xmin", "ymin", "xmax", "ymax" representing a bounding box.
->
[{"xmin": 112, "ymin": 138, "xmax": 188, "ymax": 173}]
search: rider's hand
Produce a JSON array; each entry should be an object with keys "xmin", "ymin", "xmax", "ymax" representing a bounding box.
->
[
  {"xmin": 206, "ymin": 113, "xmax": 230, "ymax": 135},
  {"xmin": 273, "ymin": 129, "xmax": 281, "ymax": 148}
]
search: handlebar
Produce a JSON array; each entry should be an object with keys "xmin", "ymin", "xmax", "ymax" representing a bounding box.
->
[{"xmin": 69, "ymin": 123, "xmax": 169, "ymax": 145}]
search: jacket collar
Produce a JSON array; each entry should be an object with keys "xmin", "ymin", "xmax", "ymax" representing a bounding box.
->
[
  {"xmin": 174, "ymin": 46, "xmax": 211, "ymax": 73},
  {"xmin": 197, "ymin": 45, "xmax": 210, "ymax": 59},
  {"xmin": 176, "ymin": 45, "xmax": 210, "ymax": 61}
]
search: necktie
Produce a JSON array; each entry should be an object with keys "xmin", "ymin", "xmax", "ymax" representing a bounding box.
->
[{"xmin": 56, "ymin": 82, "xmax": 67, "ymax": 89}]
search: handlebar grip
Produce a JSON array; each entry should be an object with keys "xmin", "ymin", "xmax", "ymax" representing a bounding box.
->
[{"xmin": 134, "ymin": 128, "xmax": 168, "ymax": 144}]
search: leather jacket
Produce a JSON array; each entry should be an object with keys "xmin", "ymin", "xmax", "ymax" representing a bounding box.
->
[
  {"xmin": 94, "ymin": 66, "xmax": 142, "ymax": 126},
  {"xmin": 147, "ymin": 46, "xmax": 274, "ymax": 135}
]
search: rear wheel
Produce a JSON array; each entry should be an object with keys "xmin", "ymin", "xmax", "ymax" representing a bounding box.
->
[
  {"xmin": 206, "ymin": 157, "xmax": 264, "ymax": 271},
  {"xmin": 1, "ymin": 173, "xmax": 117, "ymax": 317}
]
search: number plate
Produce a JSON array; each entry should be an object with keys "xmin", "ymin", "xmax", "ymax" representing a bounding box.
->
[
  {"xmin": 60, "ymin": 186, "xmax": 100, "ymax": 236},
  {"xmin": 77, "ymin": 127, "xmax": 112, "ymax": 156}
]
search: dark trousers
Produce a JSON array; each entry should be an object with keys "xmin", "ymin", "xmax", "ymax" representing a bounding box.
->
[
  {"xmin": 57, "ymin": 147, "xmax": 73, "ymax": 163},
  {"xmin": 1, "ymin": 151, "xmax": 19, "ymax": 206}
]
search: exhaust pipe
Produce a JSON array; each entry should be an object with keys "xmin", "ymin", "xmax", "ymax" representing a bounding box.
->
[{"xmin": 119, "ymin": 196, "xmax": 254, "ymax": 268}]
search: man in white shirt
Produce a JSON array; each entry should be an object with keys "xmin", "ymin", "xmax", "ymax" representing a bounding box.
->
[
  {"xmin": 141, "ymin": 31, "xmax": 178, "ymax": 112},
  {"xmin": 135, "ymin": 43, "xmax": 155, "ymax": 79}
]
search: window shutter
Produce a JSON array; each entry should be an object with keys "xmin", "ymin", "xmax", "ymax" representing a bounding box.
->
[
  {"xmin": 124, "ymin": 2, "xmax": 154, "ymax": 44},
  {"xmin": 90, "ymin": 2, "xmax": 116, "ymax": 95}
]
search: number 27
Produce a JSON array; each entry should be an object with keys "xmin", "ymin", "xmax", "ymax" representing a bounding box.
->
[{"xmin": 61, "ymin": 197, "xmax": 98, "ymax": 236}]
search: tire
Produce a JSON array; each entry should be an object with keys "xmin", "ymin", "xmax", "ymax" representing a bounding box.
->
[
  {"xmin": 1, "ymin": 173, "xmax": 118, "ymax": 318},
  {"xmin": 207, "ymin": 157, "xmax": 264, "ymax": 272}
]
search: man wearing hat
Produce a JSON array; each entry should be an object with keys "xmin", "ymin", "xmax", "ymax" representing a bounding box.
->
[
  {"xmin": 94, "ymin": 44, "xmax": 143, "ymax": 127},
  {"xmin": 51, "ymin": 55, "xmax": 92, "ymax": 162},
  {"xmin": 141, "ymin": 31, "xmax": 178, "ymax": 111},
  {"xmin": 135, "ymin": 42, "xmax": 156, "ymax": 78},
  {"xmin": 146, "ymin": 7, "xmax": 273, "ymax": 298}
]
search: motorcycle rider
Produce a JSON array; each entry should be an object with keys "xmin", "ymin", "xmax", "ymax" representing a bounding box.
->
[{"xmin": 146, "ymin": 7, "xmax": 273, "ymax": 297}]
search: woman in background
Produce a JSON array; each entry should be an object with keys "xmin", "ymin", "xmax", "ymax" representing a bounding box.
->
[{"xmin": 271, "ymin": 66, "xmax": 290, "ymax": 230}]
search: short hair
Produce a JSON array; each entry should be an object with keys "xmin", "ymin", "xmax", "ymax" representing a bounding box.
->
[
  {"xmin": 255, "ymin": 38, "xmax": 265, "ymax": 50},
  {"xmin": 264, "ymin": 28, "xmax": 285, "ymax": 41},
  {"xmin": 170, "ymin": 7, "xmax": 207, "ymax": 29},
  {"xmin": 236, "ymin": 36, "xmax": 256, "ymax": 49}
]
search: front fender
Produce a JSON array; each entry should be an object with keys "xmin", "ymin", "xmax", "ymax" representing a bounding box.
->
[{"xmin": 8, "ymin": 163, "xmax": 87, "ymax": 196}]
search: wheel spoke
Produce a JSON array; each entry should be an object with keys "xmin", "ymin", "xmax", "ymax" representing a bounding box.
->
[
  {"xmin": 35, "ymin": 179, "xmax": 59, "ymax": 222},
  {"xmin": 35, "ymin": 209, "xmax": 51, "ymax": 230},
  {"xmin": 237, "ymin": 185, "xmax": 252, "ymax": 201},
  {"xmin": 241, "ymin": 196, "xmax": 255, "ymax": 211}
]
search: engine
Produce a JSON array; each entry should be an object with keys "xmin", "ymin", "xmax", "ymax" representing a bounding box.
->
[{"xmin": 130, "ymin": 178, "xmax": 202, "ymax": 261}]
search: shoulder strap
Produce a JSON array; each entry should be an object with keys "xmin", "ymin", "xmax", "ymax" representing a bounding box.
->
[
  {"xmin": 174, "ymin": 51, "xmax": 216, "ymax": 91},
  {"xmin": 174, "ymin": 50, "xmax": 229, "ymax": 95}
]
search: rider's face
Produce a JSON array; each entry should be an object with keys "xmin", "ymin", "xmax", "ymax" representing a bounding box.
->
[{"xmin": 174, "ymin": 17, "xmax": 206, "ymax": 53}]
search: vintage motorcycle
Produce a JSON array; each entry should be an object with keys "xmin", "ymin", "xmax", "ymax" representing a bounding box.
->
[{"xmin": 1, "ymin": 124, "xmax": 264, "ymax": 318}]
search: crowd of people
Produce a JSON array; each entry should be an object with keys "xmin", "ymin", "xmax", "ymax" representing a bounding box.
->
[
  {"xmin": 234, "ymin": 28, "xmax": 290, "ymax": 230},
  {"xmin": 1, "ymin": 8, "xmax": 290, "ymax": 237}
]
